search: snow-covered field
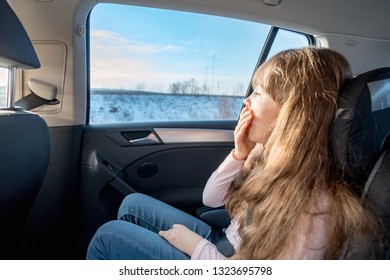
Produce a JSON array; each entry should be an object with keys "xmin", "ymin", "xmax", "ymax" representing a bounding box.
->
[
  {"xmin": 90, "ymin": 90, "xmax": 244, "ymax": 124},
  {"xmin": 0, "ymin": 87, "xmax": 6, "ymax": 107}
]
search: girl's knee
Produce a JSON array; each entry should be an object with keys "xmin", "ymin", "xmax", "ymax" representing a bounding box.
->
[
  {"xmin": 123, "ymin": 192, "xmax": 148, "ymax": 203},
  {"xmin": 118, "ymin": 193, "xmax": 153, "ymax": 219},
  {"xmin": 120, "ymin": 193, "xmax": 149, "ymax": 208},
  {"xmin": 92, "ymin": 220, "xmax": 119, "ymax": 240},
  {"xmin": 87, "ymin": 221, "xmax": 119, "ymax": 259}
]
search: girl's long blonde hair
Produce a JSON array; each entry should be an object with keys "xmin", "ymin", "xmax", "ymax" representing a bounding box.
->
[{"xmin": 225, "ymin": 48, "xmax": 376, "ymax": 259}]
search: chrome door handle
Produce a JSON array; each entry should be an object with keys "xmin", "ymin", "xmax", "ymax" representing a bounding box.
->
[{"xmin": 128, "ymin": 132, "xmax": 161, "ymax": 145}]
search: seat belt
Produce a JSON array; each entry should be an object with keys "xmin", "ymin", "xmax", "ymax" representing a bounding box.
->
[
  {"xmin": 16, "ymin": 91, "xmax": 59, "ymax": 110},
  {"xmin": 15, "ymin": 79, "xmax": 59, "ymax": 110}
]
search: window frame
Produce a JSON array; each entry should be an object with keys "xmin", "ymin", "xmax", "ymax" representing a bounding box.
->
[{"xmin": 244, "ymin": 26, "xmax": 315, "ymax": 99}]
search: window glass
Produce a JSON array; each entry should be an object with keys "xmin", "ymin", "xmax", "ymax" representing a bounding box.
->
[
  {"xmin": 0, "ymin": 68, "xmax": 7, "ymax": 107},
  {"xmin": 268, "ymin": 29, "xmax": 311, "ymax": 59},
  {"xmin": 369, "ymin": 78, "xmax": 390, "ymax": 112},
  {"xmin": 89, "ymin": 5, "xmax": 311, "ymax": 124},
  {"xmin": 89, "ymin": 4, "xmax": 271, "ymax": 124}
]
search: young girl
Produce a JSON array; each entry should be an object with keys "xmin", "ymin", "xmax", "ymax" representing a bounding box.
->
[{"xmin": 87, "ymin": 47, "xmax": 375, "ymax": 260}]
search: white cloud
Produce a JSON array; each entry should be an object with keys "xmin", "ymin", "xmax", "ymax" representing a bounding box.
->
[
  {"xmin": 90, "ymin": 30, "xmax": 188, "ymax": 89},
  {"xmin": 91, "ymin": 30, "xmax": 182, "ymax": 55}
]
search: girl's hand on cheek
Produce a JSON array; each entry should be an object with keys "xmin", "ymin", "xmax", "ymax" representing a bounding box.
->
[{"xmin": 234, "ymin": 106, "xmax": 256, "ymax": 160}]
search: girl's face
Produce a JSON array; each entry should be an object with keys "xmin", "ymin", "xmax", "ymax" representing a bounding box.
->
[{"xmin": 243, "ymin": 85, "xmax": 280, "ymax": 144}]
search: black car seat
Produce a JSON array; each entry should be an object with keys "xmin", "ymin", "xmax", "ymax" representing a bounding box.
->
[
  {"xmin": 355, "ymin": 146, "xmax": 390, "ymax": 259},
  {"xmin": 330, "ymin": 67, "xmax": 390, "ymax": 259},
  {"xmin": 0, "ymin": 0, "xmax": 50, "ymax": 258},
  {"xmin": 338, "ymin": 145, "xmax": 390, "ymax": 259}
]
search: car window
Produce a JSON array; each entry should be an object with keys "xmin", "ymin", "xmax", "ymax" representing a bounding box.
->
[
  {"xmin": 89, "ymin": 4, "xmax": 311, "ymax": 124},
  {"xmin": 268, "ymin": 29, "xmax": 312, "ymax": 59},
  {"xmin": 0, "ymin": 68, "xmax": 7, "ymax": 107}
]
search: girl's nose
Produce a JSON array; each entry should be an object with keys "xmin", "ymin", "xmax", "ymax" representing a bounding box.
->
[{"xmin": 243, "ymin": 96, "xmax": 251, "ymax": 106}]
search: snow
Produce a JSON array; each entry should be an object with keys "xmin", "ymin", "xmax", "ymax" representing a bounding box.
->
[
  {"xmin": 90, "ymin": 90, "xmax": 244, "ymax": 124},
  {"xmin": 0, "ymin": 86, "xmax": 6, "ymax": 107}
]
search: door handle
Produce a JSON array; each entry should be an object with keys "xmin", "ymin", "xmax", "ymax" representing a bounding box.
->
[{"xmin": 128, "ymin": 132, "xmax": 161, "ymax": 145}]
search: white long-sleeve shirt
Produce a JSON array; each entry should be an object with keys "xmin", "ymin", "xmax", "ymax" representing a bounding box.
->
[{"xmin": 191, "ymin": 150, "xmax": 329, "ymax": 260}]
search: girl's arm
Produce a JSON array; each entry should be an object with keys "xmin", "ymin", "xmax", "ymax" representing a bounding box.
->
[{"xmin": 202, "ymin": 150, "xmax": 244, "ymax": 207}]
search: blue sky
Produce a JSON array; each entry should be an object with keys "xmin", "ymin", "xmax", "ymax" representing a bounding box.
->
[{"xmin": 89, "ymin": 4, "xmax": 270, "ymax": 95}]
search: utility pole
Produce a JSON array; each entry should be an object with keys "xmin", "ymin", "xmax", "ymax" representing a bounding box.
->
[{"xmin": 211, "ymin": 53, "xmax": 215, "ymax": 95}]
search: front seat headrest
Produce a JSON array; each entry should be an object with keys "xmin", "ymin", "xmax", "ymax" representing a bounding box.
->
[
  {"xmin": 331, "ymin": 67, "xmax": 390, "ymax": 190},
  {"xmin": 0, "ymin": 0, "xmax": 40, "ymax": 69}
]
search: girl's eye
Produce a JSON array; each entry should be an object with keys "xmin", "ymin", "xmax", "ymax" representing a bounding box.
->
[{"xmin": 253, "ymin": 86, "xmax": 262, "ymax": 96}]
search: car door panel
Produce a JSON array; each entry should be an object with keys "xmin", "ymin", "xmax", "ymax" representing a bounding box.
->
[{"xmin": 78, "ymin": 121, "xmax": 235, "ymax": 252}]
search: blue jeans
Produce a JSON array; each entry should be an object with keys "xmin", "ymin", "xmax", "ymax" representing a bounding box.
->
[{"xmin": 86, "ymin": 193, "xmax": 213, "ymax": 260}]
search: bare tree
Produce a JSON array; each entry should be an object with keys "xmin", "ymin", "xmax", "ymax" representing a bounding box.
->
[{"xmin": 169, "ymin": 78, "xmax": 201, "ymax": 94}]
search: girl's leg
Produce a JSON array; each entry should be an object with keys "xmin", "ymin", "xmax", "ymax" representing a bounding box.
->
[
  {"xmin": 117, "ymin": 193, "xmax": 212, "ymax": 238},
  {"xmin": 87, "ymin": 193, "xmax": 213, "ymax": 259},
  {"xmin": 86, "ymin": 220, "xmax": 189, "ymax": 260}
]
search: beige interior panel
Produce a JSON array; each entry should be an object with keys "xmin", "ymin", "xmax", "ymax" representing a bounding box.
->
[{"xmin": 18, "ymin": 41, "xmax": 67, "ymax": 113}]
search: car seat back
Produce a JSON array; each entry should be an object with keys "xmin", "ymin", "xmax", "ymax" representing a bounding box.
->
[
  {"xmin": 331, "ymin": 67, "xmax": 390, "ymax": 190},
  {"xmin": 331, "ymin": 67, "xmax": 390, "ymax": 259},
  {"xmin": 0, "ymin": 0, "xmax": 49, "ymax": 259}
]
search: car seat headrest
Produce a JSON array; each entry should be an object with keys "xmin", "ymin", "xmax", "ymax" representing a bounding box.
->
[
  {"xmin": 0, "ymin": 0, "xmax": 40, "ymax": 69},
  {"xmin": 331, "ymin": 67, "xmax": 390, "ymax": 190}
]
